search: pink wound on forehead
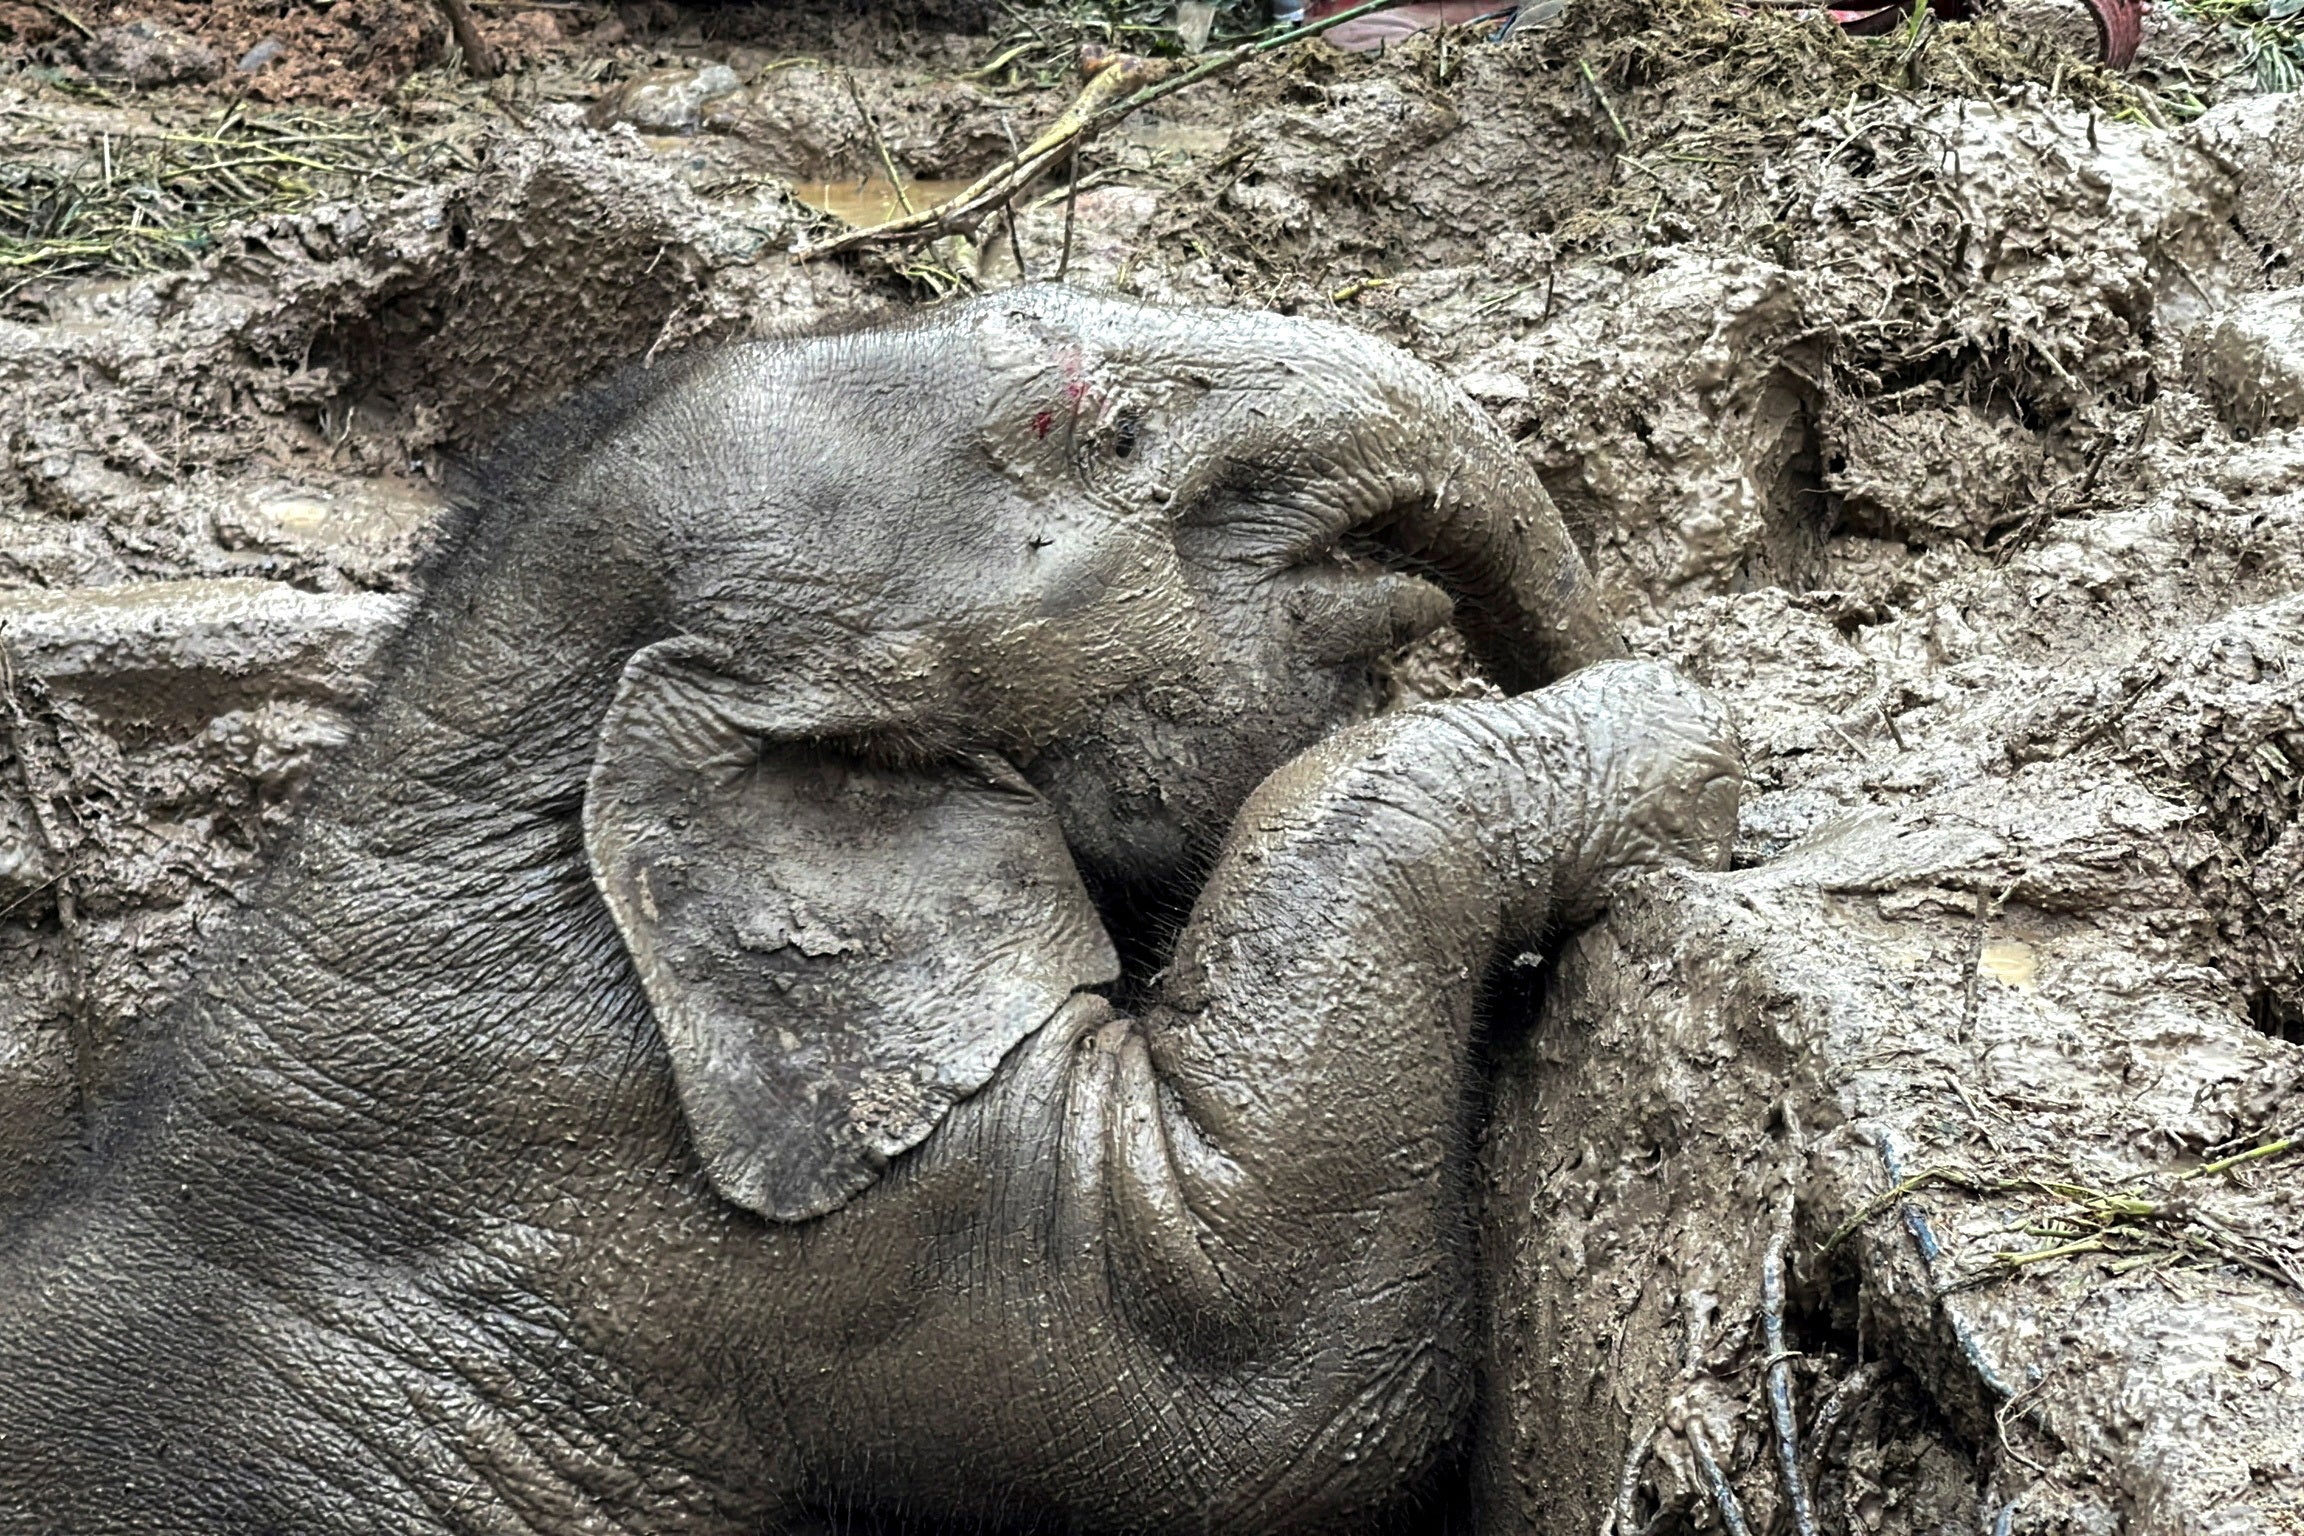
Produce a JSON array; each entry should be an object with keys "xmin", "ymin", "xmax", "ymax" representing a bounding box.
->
[{"xmin": 1038, "ymin": 350, "xmax": 1099, "ymax": 435}]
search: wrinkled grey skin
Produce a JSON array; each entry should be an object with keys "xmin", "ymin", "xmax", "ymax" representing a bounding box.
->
[{"xmin": 0, "ymin": 287, "xmax": 1738, "ymax": 1535}]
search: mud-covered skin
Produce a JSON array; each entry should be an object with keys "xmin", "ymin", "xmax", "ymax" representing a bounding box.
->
[{"xmin": 0, "ymin": 289, "xmax": 1727, "ymax": 1534}]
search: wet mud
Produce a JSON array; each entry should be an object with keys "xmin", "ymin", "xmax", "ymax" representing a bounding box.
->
[{"xmin": 3, "ymin": 0, "xmax": 2301, "ymax": 1530}]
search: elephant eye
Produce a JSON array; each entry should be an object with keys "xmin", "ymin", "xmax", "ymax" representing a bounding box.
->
[{"xmin": 1111, "ymin": 417, "xmax": 1139, "ymax": 460}]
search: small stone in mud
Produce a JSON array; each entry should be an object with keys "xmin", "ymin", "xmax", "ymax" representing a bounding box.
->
[
  {"xmin": 81, "ymin": 20, "xmax": 219, "ymax": 87},
  {"xmin": 587, "ymin": 64, "xmax": 743, "ymax": 136},
  {"xmin": 0, "ymin": 797, "xmax": 55, "ymax": 904},
  {"xmin": 2197, "ymin": 290, "xmax": 2304, "ymax": 434},
  {"xmin": 238, "ymin": 37, "xmax": 288, "ymax": 74}
]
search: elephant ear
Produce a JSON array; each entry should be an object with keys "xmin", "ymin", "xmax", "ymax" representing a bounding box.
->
[{"xmin": 584, "ymin": 642, "xmax": 1119, "ymax": 1222}]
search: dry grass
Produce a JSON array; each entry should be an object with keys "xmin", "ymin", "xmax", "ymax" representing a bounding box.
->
[
  {"xmin": 1822, "ymin": 1137, "xmax": 2304, "ymax": 1296},
  {"xmin": 0, "ymin": 98, "xmax": 456, "ymax": 298},
  {"xmin": 977, "ymin": 0, "xmax": 1271, "ymax": 87},
  {"xmin": 1528, "ymin": 0, "xmax": 2165, "ymax": 251},
  {"xmin": 2177, "ymin": 0, "xmax": 2304, "ymax": 90}
]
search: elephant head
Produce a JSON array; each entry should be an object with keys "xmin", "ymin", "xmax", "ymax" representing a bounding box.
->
[
  {"xmin": 0, "ymin": 288, "xmax": 1723, "ymax": 1536},
  {"xmin": 568, "ymin": 287, "xmax": 1624, "ymax": 1221}
]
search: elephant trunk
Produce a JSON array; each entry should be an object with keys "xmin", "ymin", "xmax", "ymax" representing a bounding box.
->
[
  {"xmin": 1361, "ymin": 385, "xmax": 1626, "ymax": 693},
  {"xmin": 1147, "ymin": 310, "xmax": 1625, "ymax": 694},
  {"xmin": 1331, "ymin": 347, "xmax": 1625, "ymax": 694}
]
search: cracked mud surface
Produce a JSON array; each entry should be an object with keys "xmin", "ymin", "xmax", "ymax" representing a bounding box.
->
[{"xmin": 3, "ymin": 1, "xmax": 2301, "ymax": 1531}]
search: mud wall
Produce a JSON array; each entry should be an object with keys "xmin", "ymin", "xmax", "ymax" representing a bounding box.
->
[{"xmin": 1463, "ymin": 80, "xmax": 2304, "ymax": 1536}]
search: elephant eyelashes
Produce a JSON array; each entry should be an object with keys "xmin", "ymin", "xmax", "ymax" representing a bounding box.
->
[{"xmin": 1112, "ymin": 417, "xmax": 1139, "ymax": 459}]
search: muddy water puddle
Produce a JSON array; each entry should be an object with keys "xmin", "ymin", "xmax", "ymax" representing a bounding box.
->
[
  {"xmin": 791, "ymin": 119, "xmax": 1223, "ymax": 227},
  {"xmin": 1980, "ymin": 940, "xmax": 2038, "ymax": 988},
  {"xmin": 791, "ymin": 175, "xmax": 974, "ymax": 226}
]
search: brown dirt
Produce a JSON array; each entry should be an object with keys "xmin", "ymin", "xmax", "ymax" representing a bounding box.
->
[
  {"xmin": 8, "ymin": 0, "xmax": 459, "ymax": 105},
  {"xmin": 0, "ymin": 0, "xmax": 1010, "ymax": 105}
]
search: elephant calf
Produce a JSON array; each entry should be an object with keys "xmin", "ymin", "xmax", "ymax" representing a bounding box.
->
[{"xmin": 0, "ymin": 288, "xmax": 1738, "ymax": 1534}]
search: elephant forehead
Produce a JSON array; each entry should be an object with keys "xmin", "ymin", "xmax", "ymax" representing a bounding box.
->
[
  {"xmin": 972, "ymin": 315, "xmax": 1262, "ymax": 413},
  {"xmin": 960, "ymin": 313, "xmax": 1444, "ymax": 539},
  {"xmin": 871, "ymin": 491, "xmax": 1176, "ymax": 621},
  {"xmin": 967, "ymin": 304, "xmax": 1123, "ymax": 458},
  {"xmin": 961, "ymin": 287, "xmax": 1429, "ymax": 405}
]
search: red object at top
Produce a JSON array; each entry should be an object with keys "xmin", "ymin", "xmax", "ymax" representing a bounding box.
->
[
  {"xmin": 1305, "ymin": 0, "xmax": 1517, "ymax": 49},
  {"xmin": 1303, "ymin": 0, "xmax": 2143, "ymax": 67},
  {"xmin": 1828, "ymin": 0, "xmax": 2141, "ymax": 64}
]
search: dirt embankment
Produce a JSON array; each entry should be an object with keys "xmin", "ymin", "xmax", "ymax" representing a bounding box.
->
[{"xmin": 3, "ymin": 1, "xmax": 2301, "ymax": 1532}]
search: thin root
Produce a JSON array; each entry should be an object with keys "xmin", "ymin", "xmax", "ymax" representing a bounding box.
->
[
  {"xmin": 1761, "ymin": 1231, "xmax": 1822, "ymax": 1536},
  {"xmin": 1599, "ymin": 1420, "xmax": 1655, "ymax": 1536},
  {"xmin": 1802, "ymin": 1359, "xmax": 1893, "ymax": 1492}
]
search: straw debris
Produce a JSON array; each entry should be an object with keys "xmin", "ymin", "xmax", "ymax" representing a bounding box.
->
[
  {"xmin": 1822, "ymin": 1138, "xmax": 2304, "ymax": 1295},
  {"xmin": 0, "ymin": 101, "xmax": 452, "ymax": 299},
  {"xmin": 1492, "ymin": 0, "xmax": 2165, "ymax": 250},
  {"xmin": 979, "ymin": 0, "xmax": 1269, "ymax": 88}
]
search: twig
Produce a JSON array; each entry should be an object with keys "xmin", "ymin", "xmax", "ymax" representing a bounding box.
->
[
  {"xmin": 962, "ymin": 40, "xmax": 1040, "ymax": 82},
  {"xmin": 1025, "ymin": 166, "xmax": 1124, "ymax": 211},
  {"xmin": 1959, "ymin": 887, "xmax": 1990, "ymax": 1043},
  {"xmin": 1894, "ymin": 10, "xmax": 1938, "ymax": 78},
  {"xmin": 0, "ymin": 640, "xmax": 94, "ymax": 1135},
  {"xmin": 1994, "ymin": 1376, "xmax": 2054, "ymax": 1477},
  {"xmin": 1579, "ymin": 59, "xmax": 1631, "ymax": 146},
  {"xmin": 2190, "ymin": 1137, "xmax": 2296, "ymax": 1179},
  {"xmin": 1827, "ymin": 721, "xmax": 1875, "ymax": 762},
  {"xmin": 793, "ymin": 47, "xmax": 1160, "ymax": 260},
  {"xmin": 30, "ymin": 0, "xmax": 92, "ymax": 38},
  {"xmin": 432, "ymin": 0, "xmax": 499, "ymax": 80},
  {"xmin": 976, "ymin": 202, "xmax": 1022, "ymax": 284},
  {"xmin": 792, "ymin": 0, "xmax": 1413, "ymax": 262},
  {"xmin": 1943, "ymin": 1072, "xmax": 2006, "ymax": 1153},
  {"xmin": 842, "ymin": 73, "xmax": 916, "ymax": 217},
  {"xmin": 1818, "ymin": 1166, "xmax": 1978, "ymax": 1255},
  {"xmin": 1057, "ymin": 140, "xmax": 1081, "ymax": 278},
  {"xmin": 1471, "ymin": 279, "xmax": 1534, "ymax": 312},
  {"xmin": 998, "ymin": 115, "xmax": 1030, "ymax": 282},
  {"xmin": 1761, "ymin": 1232, "xmax": 1822, "ymax": 1536},
  {"xmin": 1978, "ymin": 1235, "xmax": 2112, "ymax": 1272},
  {"xmin": 2058, "ymin": 664, "xmax": 2163, "ymax": 756},
  {"xmin": 1617, "ymin": 152, "xmax": 1670, "ymax": 187}
]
